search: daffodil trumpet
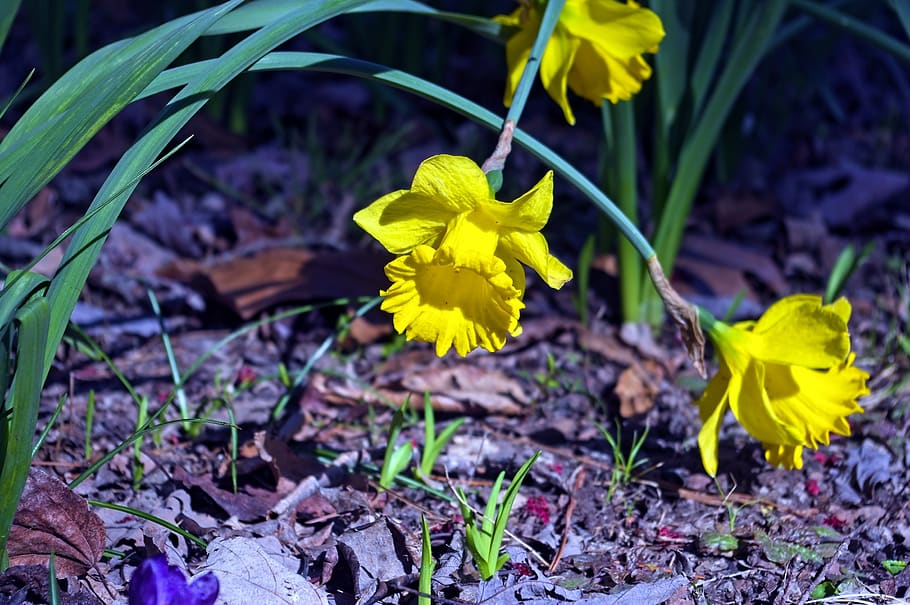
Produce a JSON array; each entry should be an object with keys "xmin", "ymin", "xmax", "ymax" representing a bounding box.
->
[{"xmin": 695, "ymin": 295, "xmax": 869, "ymax": 476}]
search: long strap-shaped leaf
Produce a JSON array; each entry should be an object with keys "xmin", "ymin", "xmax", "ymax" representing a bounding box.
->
[
  {"xmin": 644, "ymin": 0, "xmax": 788, "ymax": 320},
  {"xmin": 0, "ymin": 0, "xmax": 21, "ymax": 57},
  {"xmin": 205, "ymin": 0, "xmax": 504, "ymax": 39},
  {"xmin": 138, "ymin": 52, "xmax": 650, "ymax": 260},
  {"xmin": 42, "ymin": 1, "xmax": 370, "ymax": 378},
  {"xmin": 0, "ymin": 1, "xmax": 245, "ymax": 229},
  {"xmin": 0, "ymin": 297, "xmax": 50, "ymax": 561}
]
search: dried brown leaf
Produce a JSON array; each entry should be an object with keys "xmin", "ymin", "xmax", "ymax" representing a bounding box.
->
[
  {"xmin": 160, "ymin": 247, "xmax": 388, "ymax": 319},
  {"xmin": 174, "ymin": 466, "xmax": 278, "ymax": 522},
  {"xmin": 8, "ymin": 468, "xmax": 106, "ymax": 577},
  {"xmin": 311, "ymin": 362, "xmax": 529, "ymax": 416},
  {"xmin": 614, "ymin": 360, "xmax": 665, "ymax": 418}
]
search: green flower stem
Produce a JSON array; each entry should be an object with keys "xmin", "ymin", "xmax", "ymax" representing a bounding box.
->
[
  {"xmin": 696, "ymin": 304, "xmax": 719, "ymax": 337},
  {"xmin": 790, "ymin": 0, "xmax": 910, "ymax": 65},
  {"xmin": 602, "ymin": 101, "xmax": 642, "ymax": 323},
  {"xmin": 504, "ymin": 0, "xmax": 565, "ymax": 127}
]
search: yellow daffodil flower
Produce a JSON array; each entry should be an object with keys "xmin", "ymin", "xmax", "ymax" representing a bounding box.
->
[
  {"xmin": 496, "ymin": 0, "xmax": 665, "ymax": 124},
  {"xmin": 697, "ymin": 295, "xmax": 869, "ymax": 476},
  {"xmin": 353, "ymin": 154, "xmax": 572, "ymax": 357}
]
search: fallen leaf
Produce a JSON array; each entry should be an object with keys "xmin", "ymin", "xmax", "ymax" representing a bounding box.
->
[
  {"xmin": 311, "ymin": 361, "xmax": 530, "ymax": 416},
  {"xmin": 8, "ymin": 468, "xmax": 106, "ymax": 577},
  {"xmin": 160, "ymin": 247, "xmax": 388, "ymax": 319},
  {"xmin": 174, "ymin": 466, "xmax": 279, "ymax": 522},
  {"xmin": 335, "ymin": 518, "xmax": 415, "ymax": 600},
  {"xmin": 8, "ymin": 186, "xmax": 57, "ymax": 238},
  {"xmin": 578, "ymin": 327, "xmax": 639, "ymax": 366},
  {"xmin": 401, "ymin": 365, "xmax": 530, "ymax": 415},
  {"xmin": 713, "ymin": 190, "xmax": 776, "ymax": 233},
  {"xmin": 679, "ymin": 234, "xmax": 787, "ymax": 295},
  {"xmin": 197, "ymin": 536, "xmax": 328, "ymax": 605},
  {"xmin": 815, "ymin": 161, "xmax": 910, "ymax": 227},
  {"xmin": 346, "ymin": 315, "xmax": 393, "ymax": 345},
  {"xmin": 0, "ymin": 564, "xmax": 102, "ymax": 605},
  {"xmin": 614, "ymin": 360, "xmax": 665, "ymax": 417},
  {"xmin": 847, "ymin": 439, "xmax": 893, "ymax": 492}
]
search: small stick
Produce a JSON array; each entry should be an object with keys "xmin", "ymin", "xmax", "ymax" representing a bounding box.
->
[{"xmin": 548, "ymin": 466, "xmax": 586, "ymax": 573}]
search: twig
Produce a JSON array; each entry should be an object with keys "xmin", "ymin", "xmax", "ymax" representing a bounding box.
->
[{"xmin": 548, "ymin": 465, "xmax": 586, "ymax": 573}]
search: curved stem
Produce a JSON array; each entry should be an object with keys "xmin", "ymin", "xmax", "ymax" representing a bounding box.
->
[
  {"xmin": 139, "ymin": 51, "xmax": 654, "ymax": 260},
  {"xmin": 505, "ymin": 0, "xmax": 565, "ymax": 127}
]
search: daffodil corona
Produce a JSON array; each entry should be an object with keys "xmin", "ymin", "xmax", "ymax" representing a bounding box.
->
[
  {"xmin": 354, "ymin": 155, "xmax": 572, "ymax": 357},
  {"xmin": 696, "ymin": 295, "xmax": 868, "ymax": 476},
  {"xmin": 496, "ymin": 0, "xmax": 665, "ymax": 124}
]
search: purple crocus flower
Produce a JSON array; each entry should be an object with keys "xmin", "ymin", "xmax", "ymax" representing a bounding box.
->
[{"xmin": 128, "ymin": 555, "xmax": 219, "ymax": 605}]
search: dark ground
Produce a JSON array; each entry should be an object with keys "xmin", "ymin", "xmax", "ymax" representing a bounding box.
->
[{"xmin": 1, "ymin": 3, "xmax": 910, "ymax": 604}]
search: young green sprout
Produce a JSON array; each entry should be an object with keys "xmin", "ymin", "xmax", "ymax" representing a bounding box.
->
[
  {"xmin": 379, "ymin": 402, "xmax": 413, "ymax": 489},
  {"xmin": 415, "ymin": 392, "xmax": 465, "ymax": 486},
  {"xmin": 456, "ymin": 451, "xmax": 541, "ymax": 580}
]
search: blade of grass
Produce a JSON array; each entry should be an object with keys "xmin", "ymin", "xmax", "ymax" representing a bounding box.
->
[
  {"xmin": 69, "ymin": 418, "xmax": 234, "ymax": 489},
  {"xmin": 48, "ymin": 552, "xmax": 60, "ymax": 605},
  {"xmin": 689, "ymin": 1, "xmax": 735, "ymax": 120},
  {"xmin": 0, "ymin": 0, "xmax": 21, "ymax": 56},
  {"xmin": 891, "ymin": 0, "xmax": 910, "ymax": 38},
  {"xmin": 649, "ymin": 0, "xmax": 692, "ymax": 214},
  {"xmin": 601, "ymin": 101, "xmax": 641, "ymax": 322},
  {"xmin": 87, "ymin": 500, "xmax": 207, "ymax": 549},
  {"xmin": 148, "ymin": 289, "xmax": 190, "ymax": 430},
  {"xmin": 0, "ymin": 69, "xmax": 34, "ymax": 121},
  {"xmin": 418, "ymin": 515, "xmax": 433, "ymax": 605},
  {"xmin": 32, "ymin": 394, "xmax": 66, "ymax": 459}
]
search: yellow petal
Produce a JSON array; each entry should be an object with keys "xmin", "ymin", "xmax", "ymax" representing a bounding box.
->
[
  {"xmin": 765, "ymin": 357, "xmax": 868, "ymax": 448},
  {"xmin": 353, "ymin": 154, "xmax": 489, "ymax": 255},
  {"xmin": 437, "ymin": 211, "xmax": 501, "ymax": 264},
  {"xmin": 562, "ymin": 0, "xmax": 665, "ymax": 58},
  {"xmin": 482, "ymin": 171, "xmax": 554, "ymax": 231},
  {"xmin": 380, "ymin": 245, "xmax": 524, "ymax": 357},
  {"xmin": 696, "ymin": 375, "xmax": 730, "ymax": 477},
  {"xmin": 728, "ymin": 360, "xmax": 803, "ymax": 446},
  {"xmin": 697, "ymin": 364, "xmax": 732, "ymax": 423},
  {"xmin": 825, "ymin": 296, "xmax": 852, "ymax": 323},
  {"xmin": 410, "ymin": 155, "xmax": 490, "ymax": 214},
  {"xmin": 748, "ymin": 294, "xmax": 850, "ymax": 368},
  {"xmin": 500, "ymin": 12, "xmax": 537, "ymax": 108},
  {"xmin": 499, "ymin": 231, "xmax": 573, "ymax": 290},
  {"xmin": 353, "ymin": 189, "xmax": 452, "ymax": 254},
  {"xmin": 763, "ymin": 443, "xmax": 804, "ymax": 470},
  {"xmin": 539, "ymin": 26, "xmax": 581, "ymax": 124},
  {"xmin": 502, "ymin": 254, "xmax": 527, "ymax": 300}
]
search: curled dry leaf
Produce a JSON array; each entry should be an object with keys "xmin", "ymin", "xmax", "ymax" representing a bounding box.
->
[
  {"xmin": 614, "ymin": 360, "xmax": 665, "ymax": 418},
  {"xmin": 8, "ymin": 468, "xmax": 106, "ymax": 577}
]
